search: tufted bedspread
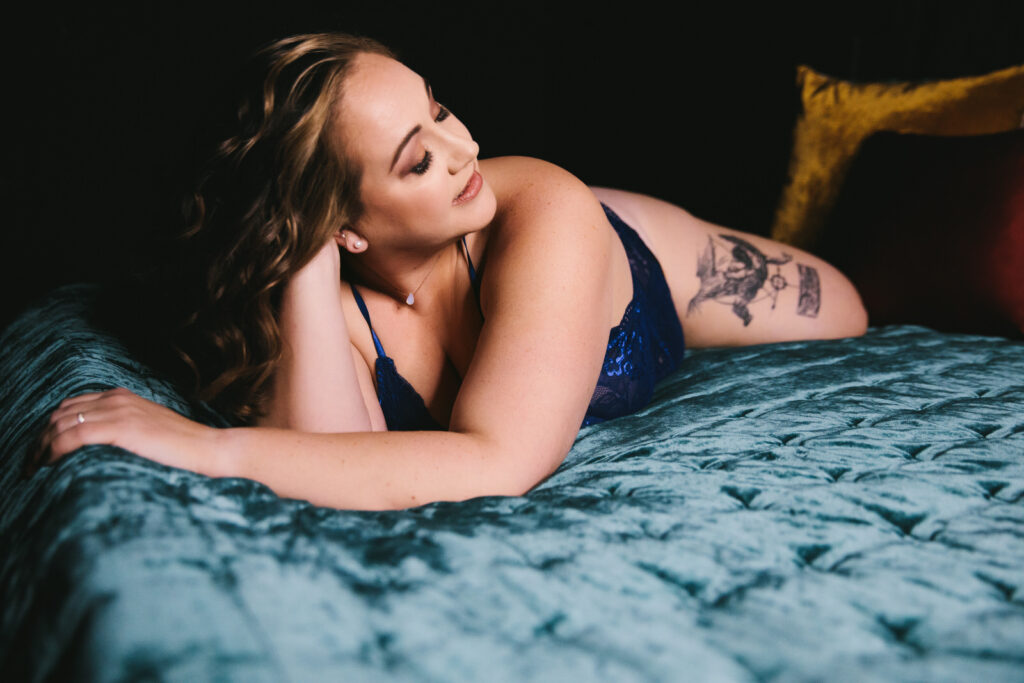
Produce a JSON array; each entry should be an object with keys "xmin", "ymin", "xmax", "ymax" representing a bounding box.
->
[{"xmin": 1, "ymin": 285, "xmax": 1023, "ymax": 682}]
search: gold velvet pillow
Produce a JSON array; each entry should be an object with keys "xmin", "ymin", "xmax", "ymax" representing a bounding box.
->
[{"xmin": 771, "ymin": 63, "xmax": 1024, "ymax": 249}]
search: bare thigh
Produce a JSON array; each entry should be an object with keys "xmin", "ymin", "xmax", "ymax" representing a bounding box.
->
[{"xmin": 590, "ymin": 187, "xmax": 867, "ymax": 348}]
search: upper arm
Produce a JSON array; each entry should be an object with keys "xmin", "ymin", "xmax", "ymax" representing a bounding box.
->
[
  {"xmin": 350, "ymin": 343, "xmax": 388, "ymax": 432},
  {"xmin": 448, "ymin": 159, "xmax": 616, "ymax": 491},
  {"xmin": 335, "ymin": 284, "xmax": 389, "ymax": 432}
]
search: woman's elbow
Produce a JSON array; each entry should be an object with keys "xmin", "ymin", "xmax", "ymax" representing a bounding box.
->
[
  {"xmin": 496, "ymin": 438, "xmax": 570, "ymax": 498},
  {"xmin": 446, "ymin": 420, "xmax": 575, "ymax": 504}
]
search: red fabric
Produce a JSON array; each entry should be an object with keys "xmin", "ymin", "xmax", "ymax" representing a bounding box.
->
[{"xmin": 818, "ymin": 129, "xmax": 1024, "ymax": 338}]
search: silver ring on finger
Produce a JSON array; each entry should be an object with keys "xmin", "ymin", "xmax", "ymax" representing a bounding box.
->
[{"xmin": 77, "ymin": 412, "xmax": 85, "ymax": 425}]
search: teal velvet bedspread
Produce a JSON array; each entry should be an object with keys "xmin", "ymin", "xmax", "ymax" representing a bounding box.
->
[{"xmin": 2, "ymin": 284, "xmax": 1023, "ymax": 682}]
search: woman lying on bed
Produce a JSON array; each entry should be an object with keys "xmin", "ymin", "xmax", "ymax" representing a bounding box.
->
[{"xmin": 30, "ymin": 33, "xmax": 867, "ymax": 510}]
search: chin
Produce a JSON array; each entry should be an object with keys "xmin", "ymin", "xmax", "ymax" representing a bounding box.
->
[
  {"xmin": 474, "ymin": 184, "xmax": 499, "ymax": 226},
  {"xmin": 455, "ymin": 185, "xmax": 497, "ymax": 233}
]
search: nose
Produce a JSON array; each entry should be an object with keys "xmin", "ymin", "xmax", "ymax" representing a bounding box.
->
[{"xmin": 441, "ymin": 127, "xmax": 479, "ymax": 174}]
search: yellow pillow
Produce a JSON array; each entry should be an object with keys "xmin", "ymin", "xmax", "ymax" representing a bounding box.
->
[{"xmin": 771, "ymin": 63, "xmax": 1024, "ymax": 248}]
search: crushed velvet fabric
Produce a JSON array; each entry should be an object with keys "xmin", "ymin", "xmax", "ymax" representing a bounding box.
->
[{"xmin": 2, "ymin": 284, "xmax": 1023, "ymax": 681}]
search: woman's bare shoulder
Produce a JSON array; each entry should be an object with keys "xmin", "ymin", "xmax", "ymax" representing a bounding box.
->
[
  {"xmin": 480, "ymin": 155, "xmax": 565, "ymax": 181},
  {"xmin": 476, "ymin": 157, "xmax": 620, "ymax": 313},
  {"xmin": 480, "ymin": 156, "xmax": 599, "ymax": 227}
]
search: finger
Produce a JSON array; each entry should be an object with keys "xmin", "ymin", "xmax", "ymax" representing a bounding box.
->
[
  {"xmin": 32, "ymin": 389, "xmax": 139, "ymax": 472},
  {"xmin": 27, "ymin": 421, "xmax": 62, "ymax": 474},
  {"xmin": 53, "ymin": 387, "xmax": 133, "ymax": 413},
  {"xmin": 25, "ymin": 426, "xmax": 62, "ymax": 477},
  {"xmin": 47, "ymin": 401, "xmax": 105, "ymax": 430},
  {"xmin": 54, "ymin": 405, "xmax": 123, "ymax": 436},
  {"xmin": 46, "ymin": 419, "xmax": 114, "ymax": 465},
  {"xmin": 26, "ymin": 398, "xmax": 102, "ymax": 477},
  {"xmin": 35, "ymin": 406, "xmax": 116, "ymax": 468},
  {"xmin": 48, "ymin": 407, "xmax": 90, "ymax": 438},
  {"xmin": 49, "ymin": 391, "xmax": 127, "ymax": 426},
  {"xmin": 46, "ymin": 429, "xmax": 84, "ymax": 465},
  {"xmin": 27, "ymin": 415, "xmax": 61, "ymax": 474},
  {"xmin": 55, "ymin": 391, "xmax": 110, "ymax": 410}
]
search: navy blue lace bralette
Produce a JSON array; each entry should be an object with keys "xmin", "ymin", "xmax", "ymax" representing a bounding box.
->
[{"xmin": 349, "ymin": 203, "xmax": 686, "ymax": 431}]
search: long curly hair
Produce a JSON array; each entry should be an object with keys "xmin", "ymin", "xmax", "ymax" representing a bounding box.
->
[{"xmin": 161, "ymin": 33, "xmax": 395, "ymax": 423}]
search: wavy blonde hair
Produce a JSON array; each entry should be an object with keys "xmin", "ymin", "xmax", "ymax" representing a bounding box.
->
[{"xmin": 166, "ymin": 33, "xmax": 394, "ymax": 422}]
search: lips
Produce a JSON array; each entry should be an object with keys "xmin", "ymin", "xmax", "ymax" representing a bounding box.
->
[{"xmin": 453, "ymin": 171, "xmax": 483, "ymax": 206}]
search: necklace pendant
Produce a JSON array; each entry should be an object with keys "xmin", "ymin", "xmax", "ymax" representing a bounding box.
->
[{"xmin": 405, "ymin": 293, "xmax": 415, "ymax": 306}]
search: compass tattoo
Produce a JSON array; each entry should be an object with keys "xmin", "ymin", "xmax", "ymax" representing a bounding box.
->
[{"xmin": 687, "ymin": 235, "xmax": 820, "ymax": 325}]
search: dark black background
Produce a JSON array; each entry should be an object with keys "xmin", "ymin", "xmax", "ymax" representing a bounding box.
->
[{"xmin": 4, "ymin": 0, "xmax": 1022, "ymax": 333}]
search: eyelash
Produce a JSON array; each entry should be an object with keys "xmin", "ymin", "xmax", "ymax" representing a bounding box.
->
[{"xmin": 410, "ymin": 106, "xmax": 452, "ymax": 175}]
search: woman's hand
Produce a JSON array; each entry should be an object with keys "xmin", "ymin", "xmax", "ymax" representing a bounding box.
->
[
  {"xmin": 26, "ymin": 387, "xmax": 222, "ymax": 478},
  {"xmin": 293, "ymin": 234, "xmax": 343, "ymax": 288}
]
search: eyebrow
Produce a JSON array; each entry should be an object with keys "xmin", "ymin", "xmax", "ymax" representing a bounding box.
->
[{"xmin": 389, "ymin": 77, "xmax": 434, "ymax": 172}]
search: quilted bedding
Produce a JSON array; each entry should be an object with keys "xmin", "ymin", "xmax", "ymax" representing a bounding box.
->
[{"xmin": 1, "ymin": 284, "xmax": 1023, "ymax": 682}]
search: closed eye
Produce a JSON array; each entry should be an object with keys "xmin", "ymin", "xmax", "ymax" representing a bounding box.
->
[
  {"xmin": 406, "ymin": 81, "xmax": 450, "ymax": 176},
  {"xmin": 411, "ymin": 150, "xmax": 432, "ymax": 175},
  {"xmin": 408, "ymin": 107, "xmax": 448, "ymax": 175}
]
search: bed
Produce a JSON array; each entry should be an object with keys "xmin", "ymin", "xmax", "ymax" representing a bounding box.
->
[
  {"xmin": 1, "ymin": 281, "xmax": 1022, "ymax": 682},
  {"xmin": 2, "ymin": 64, "xmax": 1023, "ymax": 681}
]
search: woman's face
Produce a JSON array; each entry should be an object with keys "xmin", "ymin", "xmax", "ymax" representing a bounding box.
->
[{"xmin": 334, "ymin": 53, "xmax": 497, "ymax": 251}]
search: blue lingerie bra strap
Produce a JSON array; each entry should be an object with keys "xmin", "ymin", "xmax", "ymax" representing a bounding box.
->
[
  {"xmin": 461, "ymin": 236, "xmax": 478, "ymax": 288},
  {"xmin": 461, "ymin": 236, "xmax": 484, "ymax": 320},
  {"xmin": 348, "ymin": 283, "xmax": 387, "ymax": 359}
]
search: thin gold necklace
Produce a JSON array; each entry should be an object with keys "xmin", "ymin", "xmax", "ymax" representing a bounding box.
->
[
  {"xmin": 355, "ymin": 245, "xmax": 447, "ymax": 306},
  {"xmin": 403, "ymin": 248, "xmax": 445, "ymax": 306}
]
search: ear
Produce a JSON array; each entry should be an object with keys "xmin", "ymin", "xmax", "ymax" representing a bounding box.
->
[{"xmin": 336, "ymin": 229, "xmax": 368, "ymax": 254}]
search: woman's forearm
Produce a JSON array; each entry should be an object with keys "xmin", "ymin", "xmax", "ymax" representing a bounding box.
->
[
  {"xmin": 37, "ymin": 388, "xmax": 541, "ymax": 512},
  {"xmin": 259, "ymin": 244, "xmax": 374, "ymax": 432},
  {"xmin": 213, "ymin": 426, "xmax": 533, "ymax": 510}
]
